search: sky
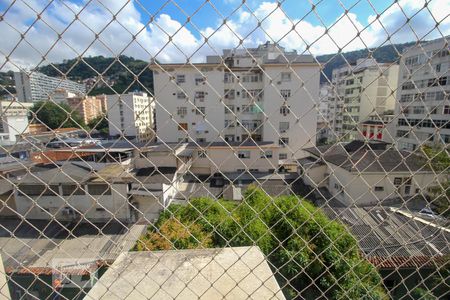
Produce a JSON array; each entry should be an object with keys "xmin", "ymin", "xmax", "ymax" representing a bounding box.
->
[{"xmin": 0, "ymin": 0, "xmax": 449, "ymax": 69}]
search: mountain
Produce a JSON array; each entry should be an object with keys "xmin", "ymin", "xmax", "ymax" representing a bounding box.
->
[
  {"xmin": 37, "ymin": 55, "xmax": 154, "ymax": 95},
  {"xmin": 316, "ymin": 41, "xmax": 416, "ymax": 82},
  {"xmin": 0, "ymin": 41, "xmax": 417, "ymax": 97}
]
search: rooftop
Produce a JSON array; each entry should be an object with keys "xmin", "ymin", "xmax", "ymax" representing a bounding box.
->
[
  {"xmin": 86, "ymin": 246, "xmax": 285, "ymax": 300},
  {"xmin": 322, "ymin": 206, "xmax": 450, "ymax": 268},
  {"xmin": 304, "ymin": 141, "xmax": 430, "ymax": 173}
]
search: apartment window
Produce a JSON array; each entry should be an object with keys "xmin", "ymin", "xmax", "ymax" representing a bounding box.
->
[
  {"xmin": 224, "ymin": 105, "xmax": 234, "ymax": 114},
  {"xmin": 346, "ymin": 79, "xmax": 354, "ymax": 85},
  {"xmin": 280, "ymin": 105, "xmax": 290, "ymax": 115},
  {"xmin": 195, "ymin": 77, "xmax": 205, "ymax": 85},
  {"xmin": 88, "ymin": 184, "xmax": 111, "ymax": 195},
  {"xmin": 279, "ymin": 153, "xmax": 288, "ymax": 160},
  {"xmin": 196, "ymin": 107, "xmax": 206, "ymax": 115},
  {"xmin": 397, "ymin": 130, "xmax": 409, "ymax": 138},
  {"xmin": 280, "ymin": 89, "xmax": 291, "ymax": 99},
  {"xmin": 224, "ymin": 120, "xmax": 235, "ymax": 127},
  {"xmin": 281, "ymin": 72, "xmax": 291, "ymax": 82},
  {"xmin": 435, "ymin": 64, "xmax": 441, "ymax": 72},
  {"xmin": 444, "ymin": 106, "xmax": 450, "ymax": 114},
  {"xmin": 279, "ymin": 138, "xmax": 289, "ymax": 147},
  {"xmin": 224, "ymin": 135, "xmax": 235, "ymax": 142},
  {"xmin": 177, "ymin": 92, "xmax": 186, "ymax": 99},
  {"xmin": 62, "ymin": 184, "xmax": 85, "ymax": 196},
  {"xmin": 178, "ymin": 123, "xmax": 188, "ymax": 131},
  {"xmin": 279, "ymin": 122, "xmax": 289, "ymax": 133},
  {"xmin": 441, "ymin": 134, "xmax": 450, "ymax": 143},
  {"xmin": 176, "ymin": 75, "xmax": 185, "ymax": 84},
  {"xmin": 195, "ymin": 91, "xmax": 205, "ymax": 101},
  {"xmin": 260, "ymin": 150, "xmax": 273, "ymax": 158},
  {"xmin": 177, "ymin": 107, "xmax": 187, "ymax": 116},
  {"xmin": 374, "ymin": 186, "xmax": 384, "ymax": 192},
  {"xmin": 224, "ymin": 89, "xmax": 235, "ymax": 99},
  {"xmin": 224, "ymin": 73, "xmax": 234, "ymax": 83},
  {"xmin": 238, "ymin": 151, "xmax": 251, "ymax": 159}
]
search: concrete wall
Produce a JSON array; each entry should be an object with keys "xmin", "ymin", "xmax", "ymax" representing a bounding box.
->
[
  {"xmin": 191, "ymin": 146, "xmax": 279, "ymax": 174},
  {"xmin": 14, "ymin": 183, "xmax": 131, "ymax": 222}
]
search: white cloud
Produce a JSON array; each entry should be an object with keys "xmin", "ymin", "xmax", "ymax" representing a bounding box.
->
[{"xmin": 0, "ymin": 0, "xmax": 448, "ymax": 70}]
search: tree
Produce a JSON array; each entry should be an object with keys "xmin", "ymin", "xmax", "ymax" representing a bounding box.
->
[
  {"xmin": 87, "ymin": 115, "xmax": 109, "ymax": 136},
  {"xmin": 421, "ymin": 145, "xmax": 450, "ymax": 218},
  {"xmin": 30, "ymin": 101, "xmax": 85, "ymax": 129},
  {"xmin": 135, "ymin": 187, "xmax": 387, "ymax": 299}
]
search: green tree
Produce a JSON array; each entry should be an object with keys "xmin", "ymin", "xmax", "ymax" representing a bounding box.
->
[
  {"xmin": 30, "ymin": 101, "xmax": 85, "ymax": 129},
  {"xmin": 421, "ymin": 145, "xmax": 450, "ymax": 217},
  {"xmin": 135, "ymin": 187, "xmax": 387, "ymax": 299},
  {"xmin": 87, "ymin": 115, "xmax": 109, "ymax": 136}
]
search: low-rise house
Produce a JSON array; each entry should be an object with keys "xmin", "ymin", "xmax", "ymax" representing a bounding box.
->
[{"xmin": 299, "ymin": 140, "xmax": 444, "ymax": 206}]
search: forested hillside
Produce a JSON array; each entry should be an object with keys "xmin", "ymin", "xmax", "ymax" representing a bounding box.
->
[{"xmin": 0, "ymin": 40, "xmax": 418, "ymax": 96}]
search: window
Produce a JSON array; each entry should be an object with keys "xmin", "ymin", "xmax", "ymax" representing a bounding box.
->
[
  {"xmin": 279, "ymin": 122, "xmax": 289, "ymax": 133},
  {"xmin": 195, "ymin": 91, "xmax": 205, "ymax": 101},
  {"xmin": 280, "ymin": 105, "xmax": 290, "ymax": 115},
  {"xmin": 62, "ymin": 184, "xmax": 85, "ymax": 195},
  {"xmin": 195, "ymin": 77, "xmax": 205, "ymax": 85},
  {"xmin": 225, "ymin": 135, "xmax": 235, "ymax": 142},
  {"xmin": 260, "ymin": 150, "xmax": 273, "ymax": 158},
  {"xmin": 435, "ymin": 64, "xmax": 441, "ymax": 72},
  {"xmin": 88, "ymin": 184, "xmax": 111, "ymax": 195},
  {"xmin": 281, "ymin": 72, "xmax": 291, "ymax": 82},
  {"xmin": 444, "ymin": 106, "xmax": 450, "ymax": 114},
  {"xmin": 196, "ymin": 107, "xmax": 206, "ymax": 115},
  {"xmin": 177, "ymin": 107, "xmax": 187, "ymax": 116},
  {"xmin": 177, "ymin": 92, "xmax": 186, "ymax": 99},
  {"xmin": 196, "ymin": 138, "xmax": 206, "ymax": 143},
  {"xmin": 224, "ymin": 73, "xmax": 234, "ymax": 83},
  {"xmin": 176, "ymin": 75, "xmax": 185, "ymax": 84},
  {"xmin": 178, "ymin": 123, "xmax": 188, "ymax": 131},
  {"xmin": 346, "ymin": 79, "xmax": 354, "ymax": 85},
  {"xmin": 374, "ymin": 186, "xmax": 384, "ymax": 192},
  {"xmin": 279, "ymin": 138, "xmax": 289, "ymax": 146},
  {"xmin": 280, "ymin": 89, "xmax": 291, "ymax": 99},
  {"xmin": 394, "ymin": 177, "xmax": 402, "ymax": 186},
  {"xmin": 224, "ymin": 89, "xmax": 235, "ymax": 99},
  {"xmin": 238, "ymin": 151, "xmax": 251, "ymax": 159},
  {"xmin": 279, "ymin": 153, "xmax": 288, "ymax": 160},
  {"xmin": 224, "ymin": 105, "xmax": 234, "ymax": 114}
]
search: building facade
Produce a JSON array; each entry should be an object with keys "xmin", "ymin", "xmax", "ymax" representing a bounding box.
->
[
  {"xmin": 0, "ymin": 101, "xmax": 32, "ymax": 142},
  {"xmin": 151, "ymin": 43, "xmax": 320, "ymax": 159},
  {"xmin": 317, "ymin": 83, "xmax": 336, "ymax": 144},
  {"xmin": 67, "ymin": 95, "xmax": 107, "ymax": 125},
  {"xmin": 390, "ymin": 37, "xmax": 450, "ymax": 151},
  {"xmin": 331, "ymin": 59, "xmax": 399, "ymax": 141},
  {"xmin": 107, "ymin": 92, "xmax": 155, "ymax": 142},
  {"xmin": 14, "ymin": 71, "xmax": 86, "ymax": 103}
]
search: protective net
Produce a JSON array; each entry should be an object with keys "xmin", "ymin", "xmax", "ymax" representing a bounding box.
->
[{"xmin": 0, "ymin": 0, "xmax": 448, "ymax": 299}]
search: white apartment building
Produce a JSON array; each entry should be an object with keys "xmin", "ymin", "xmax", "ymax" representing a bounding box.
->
[
  {"xmin": 14, "ymin": 71, "xmax": 86, "ymax": 102},
  {"xmin": 151, "ymin": 43, "xmax": 320, "ymax": 159},
  {"xmin": 0, "ymin": 101, "xmax": 32, "ymax": 142},
  {"xmin": 107, "ymin": 92, "xmax": 155, "ymax": 142},
  {"xmin": 317, "ymin": 84, "xmax": 336, "ymax": 143},
  {"xmin": 331, "ymin": 59, "xmax": 399, "ymax": 141},
  {"xmin": 389, "ymin": 37, "xmax": 450, "ymax": 151}
]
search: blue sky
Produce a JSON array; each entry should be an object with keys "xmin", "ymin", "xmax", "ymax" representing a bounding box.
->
[{"xmin": 0, "ymin": 0, "xmax": 448, "ymax": 68}]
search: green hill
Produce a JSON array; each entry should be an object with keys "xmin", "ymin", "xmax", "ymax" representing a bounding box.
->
[{"xmin": 0, "ymin": 40, "xmax": 417, "ymax": 96}]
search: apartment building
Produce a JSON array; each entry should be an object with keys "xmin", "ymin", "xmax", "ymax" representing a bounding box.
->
[
  {"xmin": 151, "ymin": 43, "xmax": 320, "ymax": 159},
  {"xmin": 0, "ymin": 101, "xmax": 33, "ymax": 142},
  {"xmin": 107, "ymin": 92, "xmax": 155, "ymax": 142},
  {"xmin": 331, "ymin": 59, "xmax": 399, "ymax": 141},
  {"xmin": 317, "ymin": 83, "xmax": 336, "ymax": 144},
  {"xmin": 390, "ymin": 37, "xmax": 450, "ymax": 151},
  {"xmin": 14, "ymin": 71, "xmax": 86, "ymax": 102},
  {"xmin": 67, "ymin": 95, "xmax": 107, "ymax": 124}
]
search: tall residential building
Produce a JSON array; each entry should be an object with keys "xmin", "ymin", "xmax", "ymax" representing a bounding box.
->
[
  {"xmin": 390, "ymin": 37, "xmax": 450, "ymax": 151},
  {"xmin": 331, "ymin": 58, "xmax": 399, "ymax": 141},
  {"xmin": 151, "ymin": 43, "xmax": 320, "ymax": 159},
  {"xmin": 14, "ymin": 71, "xmax": 86, "ymax": 102},
  {"xmin": 107, "ymin": 92, "xmax": 155, "ymax": 142},
  {"xmin": 0, "ymin": 101, "xmax": 33, "ymax": 143},
  {"xmin": 67, "ymin": 95, "xmax": 107, "ymax": 125},
  {"xmin": 316, "ymin": 83, "xmax": 336, "ymax": 144}
]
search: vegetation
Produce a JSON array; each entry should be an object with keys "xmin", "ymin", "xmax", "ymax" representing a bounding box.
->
[
  {"xmin": 421, "ymin": 145, "xmax": 450, "ymax": 218},
  {"xmin": 316, "ymin": 42, "xmax": 416, "ymax": 82},
  {"xmin": 134, "ymin": 186, "xmax": 387, "ymax": 299},
  {"xmin": 87, "ymin": 115, "xmax": 109, "ymax": 136},
  {"xmin": 37, "ymin": 55, "xmax": 153, "ymax": 95},
  {"xmin": 30, "ymin": 101, "xmax": 85, "ymax": 129}
]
